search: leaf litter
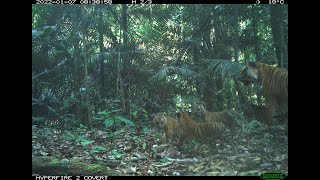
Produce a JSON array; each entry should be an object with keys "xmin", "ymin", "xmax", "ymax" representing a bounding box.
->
[{"xmin": 32, "ymin": 123, "xmax": 288, "ymax": 176}]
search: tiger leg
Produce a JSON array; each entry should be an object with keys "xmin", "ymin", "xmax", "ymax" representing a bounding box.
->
[
  {"xmin": 165, "ymin": 131, "xmax": 169, "ymax": 143},
  {"xmin": 265, "ymin": 105, "xmax": 273, "ymax": 126}
]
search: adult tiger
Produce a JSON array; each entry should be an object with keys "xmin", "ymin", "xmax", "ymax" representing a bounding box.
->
[
  {"xmin": 153, "ymin": 113, "xmax": 178, "ymax": 143},
  {"xmin": 174, "ymin": 112, "xmax": 226, "ymax": 147},
  {"xmin": 193, "ymin": 104, "xmax": 239, "ymax": 134},
  {"xmin": 237, "ymin": 62, "xmax": 288, "ymax": 123}
]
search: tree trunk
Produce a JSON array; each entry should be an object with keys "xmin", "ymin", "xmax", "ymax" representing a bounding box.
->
[
  {"xmin": 253, "ymin": 6, "xmax": 262, "ymax": 62},
  {"xmin": 270, "ymin": 5, "xmax": 288, "ymax": 68},
  {"xmin": 234, "ymin": 5, "xmax": 239, "ymax": 63},
  {"xmin": 232, "ymin": 4, "xmax": 247, "ymax": 107},
  {"xmin": 121, "ymin": 4, "xmax": 131, "ymax": 117},
  {"xmin": 73, "ymin": 36, "xmax": 81, "ymax": 123},
  {"xmin": 98, "ymin": 10, "xmax": 106, "ymax": 100},
  {"xmin": 83, "ymin": 35, "xmax": 92, "ymax": 130},
  {"xmin": 215, "ymin": 75, "xmax": 224, "ymax": 110},
  {"xmin": 202, "ymin": 78, "xmax": 214, "ymax": 111},
  {"xmin": 253, "ymin": 5, "xmax": 262, "ymax": 104}
]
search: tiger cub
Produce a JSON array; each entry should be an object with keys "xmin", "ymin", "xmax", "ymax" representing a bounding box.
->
[
  {"xmin": 174, "ymin": 112, "xmax": 226, "ymax": 147},
  {"xmin": 153, "ymin": 113, "xmax": 178, "ymax": 143},
  {"xmin": 194, "ymin": 104, "xmax": 238, "ymax": 134}
]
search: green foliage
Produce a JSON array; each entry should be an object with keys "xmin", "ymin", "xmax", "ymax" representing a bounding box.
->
[
  {"xmin": 80, "ymin": 139, "xmax": 95, "ymax": 146},
  {"xmin": 64, "ymin": 130, "xmax": 95, "ymax": 146},
  {"xmin": 151, "ymin": 147, "xmax": 157, "ymax": 154},
  {"xmin": 103, "ymin": 118, "xmax": 115, "ymax": 129},
  {"xmin": 142, "ymin": 141, "xmax": 147, "ymax": 150},
  {"xmin": 239, "ymin": 170, "xmax": 260, "ymax": 176},
  {"xmin": 129, "ymin": 103, "xmax": 149, "ymax": 122},
  {"xmin": 142, "ymin": 126, "xmax": 150, "ymax": 134},
  {"xmin": 90, "ymin": 145, "xmax": 109, "ymax": 155},
  {"xmin": 247, "ymin": 120, "xmax": 262, "ymax": 128},
  {"xmin": 94, "ymin": 109, "xmax": 135, "ymax": 129},
  {"xmin": 93, "ymin": 146, "xmax": 108, "ymax": 151},
  {"xmin": 86, "ymin": 164, "xmax": 103, "ymax": 171},
  {"xmin": 114, "ymin": 116, "xmax": 135, "ymax": 126},
  {"xmin": 109, "ymin": 150, "xmax": 126, "ymax": 159},
  {"xmin": 149, "ymin": 66, "xmax": 197, "ymax": 82},
  {"xmin": 32, "ymin": 117, "xmax": 46, "ymax": 124},
  {"xmin": 207, "ymin": 59, "xmax": 244, "ymax": 78},
  {"xmin": 97, "ymin": 109, "xmax": 122, "ymax": 116},
  {"xmin": 32, "ymin": 4, "xmax": 287, "ymax": 131},
  {"xmin": 65, "ymin": 131, "xmax": 76, "ymax": 140},
  {"xmin": 32, "ymin": 98, "xmax": 41, "ymax": 106},
  {"xmin": 240, "ymin": 120, "xmax": 262, "ymax": 134},
  {"xmin": 132, "ymin": 135, "xmax": 150, "ymax": 152}
]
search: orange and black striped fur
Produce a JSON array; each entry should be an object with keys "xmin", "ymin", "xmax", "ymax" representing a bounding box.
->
[
  {"xmin": 153, "ymin": 113, "xmax": 178, "ymax": 143},
  {"xmin": 237, "ymin": 62, "xmax": 288, "ymax": 123},
  {"xmin": 194, "ymin": 104, "xmax": 239, "ymax": 134},
  {"xmin": 174, "ymin": 112, "xmax": 226, "ymax": 146}
]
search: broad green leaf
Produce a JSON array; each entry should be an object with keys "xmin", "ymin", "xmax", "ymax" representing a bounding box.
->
[
  {"xmin": 65, "ymin": 131, "xmax": 75, "ymax": 140},
  {"xmin": 247, "ymin": 120, "xmax": 261, "ymax": 129},
  {"xmin": 151, "ymin": 147, "xmax": 157, "ymax": 154},
  {"xmin": 76, "ymin": 134, "xmax": 87, "ymax": 142},
  {"xmin": 94, "ymin": 146, "xmax": 108, "ymax": 151},
  {"xmin": 32, "ymin": 117, "xmax": 45, "ymax": 122},
  {"xmin": 97, "ymin": 111, "xmax": 109, "ymax": 115},
  {"xmin": 114, "ymin": 116, "xmax": 135, "ymax": 126},
  {"xmin": 97, "ymin": 109, "xmax": 122, "ymax": 115},
  {"xmin": 131, "ymin": 111, "xmax": 138, "ymax": 117},
  {"xmin": 114, "ymin": 129, "xmax": 125, "ymax": 136},
  {"xmin": 104, "ymin": 118, "xmax": 115, "ymax": 128},
  {"xmin": 80, "ymin": 139, "xmax": 95, "ymax": 146},
  {"xmin": 47, "ymin": 106, "xmax": 58, "ymax": 114},
  {"xmin": 32, "ymin": 30, "xmax": 44, "ymax": 37},
  {"xmin": 32, "ymin": 98, "xmax": 40, "ymax": 105},
  {"xmin": 111, "ymin": 150, "xmax": 126, "ymax": 158},
  {"xmin": 142, "ymin": 126, "xmax": 149, "ymax": 134},
  {"xmin": 108, "ymin": 155, "xmax": 116, "ymax": 160},
  {"xmin": 90, "ymin": 150, "xmax": 99, "ymax": 154},
  {"xmin": 143, "ymin": 142, "xmax": 147, "ymax": 150}
]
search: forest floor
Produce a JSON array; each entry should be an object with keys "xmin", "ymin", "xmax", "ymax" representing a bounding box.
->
[{"xmin": 32, "ymin": 122, "xmax": 288, "ymax": 176}]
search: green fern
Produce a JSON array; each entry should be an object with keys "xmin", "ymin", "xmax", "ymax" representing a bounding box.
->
[
  {"xmin": 206, "ymin": 59, "xmax": 244, "ymax": 78},
  {"xmin": 149, "ymin": 65, "xmax": 196, "ymax": 82}
]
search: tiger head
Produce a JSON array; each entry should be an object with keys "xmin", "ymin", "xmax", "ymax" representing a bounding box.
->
[
  {"xmin": 192, "ymin": 103, "xmax": 206, "ymax": 113},
  {"xmin": 152, "ymin": 112, "xmax": 167, "ymax": 129},
  {"xmin": 158, "ymin": 116, "xmax": 168, "ymax": 129},
  {"xmin": 237, "ymin": 62, "xmax": 261, "ymax": 86}
]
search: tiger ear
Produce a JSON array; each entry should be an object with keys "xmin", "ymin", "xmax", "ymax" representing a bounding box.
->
[
  {"xmin": 248, "ymin": 61, "xmax": 257, "ymax": 68},
  {"xmin": 202, "ymin": 102, "xmax": 207, "ymax": 107},
  {"xmin": 150, "ymin": 114, "xmax": 156, "ymax": 118},
  {"xmin": 159, "ymin": 116, "xmax": 168, "ymax": 128},
  {"xmin": 199, "ymin": 103, "xmax": 205, "ymax": 110},
  {"xmin": 247, "ymin": 62, "xmax": 259, "ymax": 80}
]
